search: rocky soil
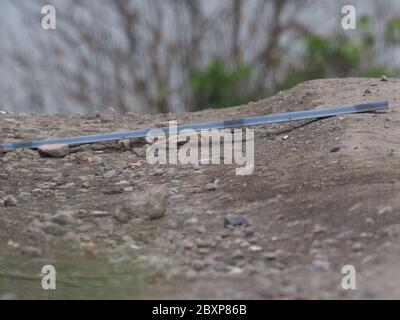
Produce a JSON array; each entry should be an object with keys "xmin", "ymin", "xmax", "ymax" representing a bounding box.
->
[{"xmin": 1, "ymin": 78, "xmax": 400, "ymax": 299}]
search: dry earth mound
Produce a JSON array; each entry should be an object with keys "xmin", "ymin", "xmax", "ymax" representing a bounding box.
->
[{"xmin": 1, "ymin": 78, "xmax": 400, "ymax": 299}]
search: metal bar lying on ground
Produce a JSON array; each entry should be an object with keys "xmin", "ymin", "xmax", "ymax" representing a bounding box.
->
[{"xmin": 0, "ymin": 101, "xmax": 389, "ymax": 152}]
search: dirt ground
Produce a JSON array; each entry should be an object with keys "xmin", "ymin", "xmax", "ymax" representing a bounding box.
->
[{"xmin": 1, "ymin": 77, "xmax": 400, "ymax": 299}]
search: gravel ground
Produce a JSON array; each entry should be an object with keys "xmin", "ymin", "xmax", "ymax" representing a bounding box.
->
[{"xmin": 1, "ymin": 78, "xmax": 400, "ymax": 299}]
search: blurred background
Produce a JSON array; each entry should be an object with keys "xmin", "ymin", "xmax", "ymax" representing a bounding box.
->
[{"xmin": 0, "ymin": 0, "xmax": 399, "ymax": 114}]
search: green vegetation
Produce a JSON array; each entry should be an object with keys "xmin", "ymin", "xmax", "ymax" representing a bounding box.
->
[
  {"xmin": 386, "ymin": 17, "xmax": 400, "ymax": 43},
  {"xmin": 189, "ymin": 59, "xmax": 254, "ymax": 110},
  {"xmin": 0, "ymin": 251, "xmax": 156, "ymax": 299},
  {"xmin": 279, "ymin": 14, "xmax": 393, "ymax": 91},
  {"xmin": 190, "ymin": 15, "xmax": 398, "ymax": 110}
]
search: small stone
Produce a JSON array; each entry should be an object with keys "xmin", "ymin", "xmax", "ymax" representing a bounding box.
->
[
  {"xmin": 196, "ymin": 239, "xmax": 212, "ymax": 248},
  {"xmin": 192, "ymin": 260, "xmax": 206, "ymax": 271},
  {"xmin": 148, "ymin": 206, "xmax": 167, "ymax": 220},
  {"xmin": 378, "ymin": 206, "xmax": 392, "ymax": 215},
  {"xmin": 3, "ymin": 195, "xmax": 17, "ymax": 207},
  {"xmin": 184, "ymin": 217, "xmax": 199, "ymax": 226},
  {"xmin": 53, "ymin": 175, "xmax": 66, "ymax": 186},
  {"xmin": 42, "ymin": 222, "xmax": 66, "ymax": 236},
  {"xmin": 117, "ymin": 139, "xmax": 131, "ymax": 149},
  {"xmin": 233, "ymin": 249, "xmax": 245, "ymax": 260},
  {"xmin": 194, "ymin": 229, "xmax": 207, "ymax": 238},
  {"xmin": 263, "ymin": 250, "xmax": 283, "ymax": 261},
  {"xmin": 99, "ymin": 106, "xmax": 118, "ymax": 123},
  {"xmin": 151, "ymin": 168, "xmax": 164, "ymax": 176},
  {"xmin": 114, "ymin": 180, "xmax": 129, "ymax": 186},
  {"xmin": 81, "ymin": 181, "xmax": 90, "ymax": 188},
  {"xmin": 132, "ymin": 147, "xmax": 147, "ymax": 158},
  {"xmin": 228, "ymin": 267, "xmax": 243, "ymax": 275},
  {"xmin": 206, "ymin": 182, "xmax": 218, "ymax": 191},
  {"xmin": 38, "ymin": 144, "xmax": 69, "ymax": 158},
  {"xmin": 364, "ymin": 89, "xmax": 371, "ymax": 94},
  {"xmin": 312, "ymin": 259, "xmax": 330, "ymax": 270},
  {"xmin": 237, "ymin": 239, "xmax": 250, "ymax": 247},
  {"xmin": 224, "ymin": 214, "xmax": 249, "ymax": 228},
  {"xmin": 113, "ymin": 207, "xmax": 131, "ymax": 224},
  {"xmin": 220, "ymin": 229, "xmax": 230, "ymax": 238},
  {"xmin": 182, "ymin": 239, "xmax": 195, "ymax": 250},
  {"xmin": 381, "ymin": 75, "xmax": 388, "ymax": 81},
  {"xmin": 91, "ymin": 211, "xmax": 111, "ymax": 218},
  {"xmin": 330, "ymin": 146, "xmax": 340, "ymax": 153},
  {"xmin": 6, "ymin": 239, "xmax": 20, "ymax": 249},
  {"xmin": 352, "ymin": 242, "xmax": 364, "ymax": 251},
  {"xmin": 249, "ymin": 245, "xmax": 263, "ymax": 252},
  {"xmin": 20, "ymin": 246, "xmax": 42, "ymax": 257},
  {"xmin": 104, "ymin": 170, "xmax": 117, "ymax": 179},
  {"xmin": 312, "ymin": 224, "xmax": 327, "ymax": 234},
  {"xmin": 103, "ymin": 188, "xmax": 123, "ymax": 195},
  {"xmin": 114, "ymin": 185, "xmax": 168, "ymax": 223},
  {"xmin": 243, "ymin": 227, "xmax": 254, "ymax": 237},
  {"xmin": 382, "ymin": 224, "xmax": 400, "ymax": 237},
  {"xmin": 51, "ymin": 212, "xmax": 73, "ymax": 226},
  {"xmin": 130, "ymin": 137, "xmax": 148, "ymax": 147}
]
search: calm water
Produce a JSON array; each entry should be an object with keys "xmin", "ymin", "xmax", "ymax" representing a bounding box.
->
[{"xmin": 0, "ymin": 252, "xmax": 154, "ymax": 299}]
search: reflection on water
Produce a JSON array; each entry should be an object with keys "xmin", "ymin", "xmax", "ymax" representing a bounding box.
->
[{"xmin": 0, "ymin": 251, "xmax": 153, "ymax": 299}]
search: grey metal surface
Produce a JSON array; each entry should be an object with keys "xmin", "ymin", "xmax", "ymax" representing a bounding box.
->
[{"xmin": 0, "ymin": 101, "xmax": 389, "ymax": 152}]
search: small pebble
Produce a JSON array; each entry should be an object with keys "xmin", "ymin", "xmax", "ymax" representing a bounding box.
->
[
  {"xmin": 38, "ymin": 144, "xmax": 69, "ymax": 158},
  {"xmin": 3, "ymin": 195, "xmax": 17, "ymax": 207},
  {"xmin": 224, "ymin": 214, "xmax": 250, "ymax": 228},
  {"xmin": 206, "ymin": 182, "xmax": 218, "ymax": 191}
]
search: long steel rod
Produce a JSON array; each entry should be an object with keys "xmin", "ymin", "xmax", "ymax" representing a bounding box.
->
[{"xmin": 0, "ymin": 101, "xmax": 389, "ymax": 152}]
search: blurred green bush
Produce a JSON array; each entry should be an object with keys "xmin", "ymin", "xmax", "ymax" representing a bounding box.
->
[
  {"xmin": 189, "ymin": 59, "xmax": 254, "ymax": 110},
  {"xmin": 190, "ymin": 15, "xmax": 397, "ymax": 111}
]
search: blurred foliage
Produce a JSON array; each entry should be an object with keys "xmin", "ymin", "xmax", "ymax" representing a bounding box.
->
[
  {"xmin": 279, "ymin": 15, "xmax": 390, "ymax": 91},
  {"xmin": 190, "ymin": 15, "xmax": 397, "ymax": 111},
  {"xmin": 386, "ymin": 17, "xmax": 400, "ymax": 43},
  {"xmin": 279, "ymin": 35, "xmax": 363, "ymax": 90},
  {"xmin": 189, "ymin": 59, "xmax": 253, "ymax": 110}
]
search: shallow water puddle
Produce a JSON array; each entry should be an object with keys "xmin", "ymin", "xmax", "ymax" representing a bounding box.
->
[{"xmin": 0, "ymin": 252, "xmax": 152, "ymax": 299}]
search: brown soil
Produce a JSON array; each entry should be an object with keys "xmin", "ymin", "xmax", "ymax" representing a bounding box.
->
[{"xmin": 1, "ymin": 78, "xmax": 400, "ymax": 299}]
